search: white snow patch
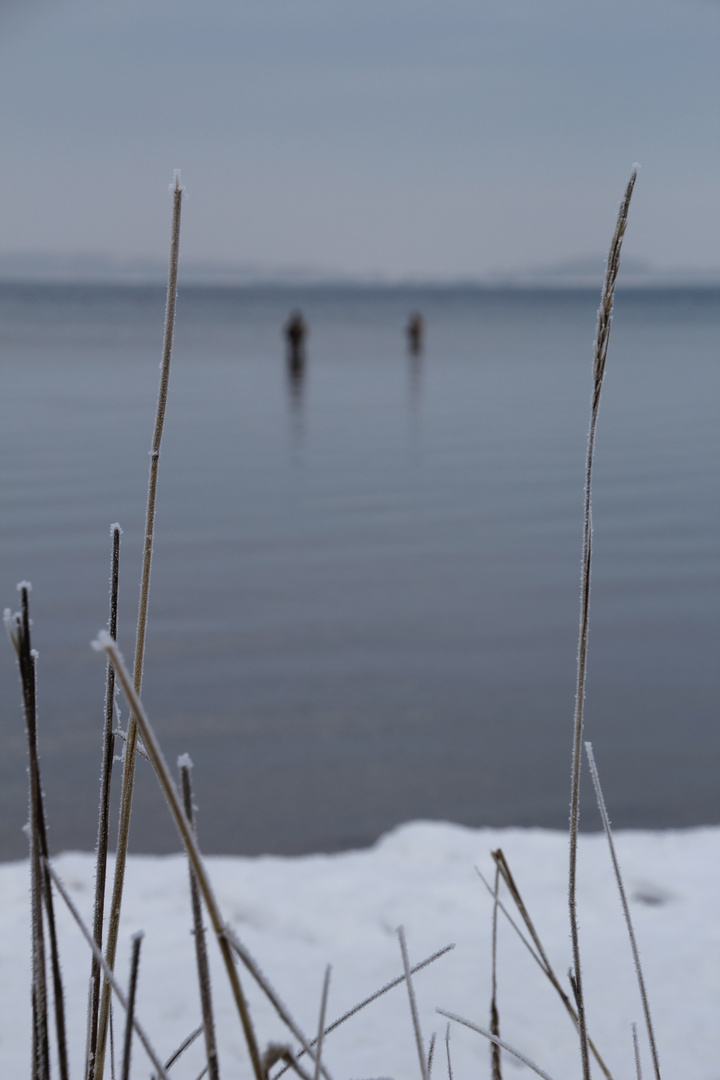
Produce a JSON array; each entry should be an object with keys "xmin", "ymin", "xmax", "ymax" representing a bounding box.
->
[{"xmin": 0, "ymin": 822, "xmax": 717, "ymax": 1080}]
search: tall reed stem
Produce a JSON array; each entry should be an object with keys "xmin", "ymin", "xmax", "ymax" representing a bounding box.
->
[
  {"xmin": 13, "ymin": 590, "xmax": 49, "ymax": 1080},
  {"xmin": 95, "ymin": 173, "xmax": 184, "ymax": 1080},
  {"xmin": 568, "ymin": 168, "xmax": 637, "ymax": 1080},
  {"xmin": 120, "ymin": 933, "xmax": 143, "ymax": 1080},
  {"xmin": 489, "ymin": 864, "xmax": 502, "ymax": 1080},
  {"xmin": 87, "ymin": 524, "xmax": 121, "ymax": 1080},
  {"xmin": 8, "ymin": 587, "xmax": 69, "ymax": 1080}
]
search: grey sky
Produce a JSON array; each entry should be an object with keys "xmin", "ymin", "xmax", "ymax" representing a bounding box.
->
[{"xmin": 1, "ymin": 0, "xmax": 718, "ymax": 279}]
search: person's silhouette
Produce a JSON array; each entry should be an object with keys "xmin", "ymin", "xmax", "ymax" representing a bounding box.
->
[
  {"xmin": 406, "ymin": 312, "xmax": 424, "ymax": 355},
  {"xmin": 285, "ymin": 310, "xmax": 308, "ymax": 372}
]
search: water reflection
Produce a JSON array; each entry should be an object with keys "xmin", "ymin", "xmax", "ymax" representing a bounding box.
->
[
  {"xmin": 286, "ymin": 348, "xmax": 307, "ymax": 408},
  {"xmin": 407, "ymin": 350, "xmax": 423, "ymax": 414}
]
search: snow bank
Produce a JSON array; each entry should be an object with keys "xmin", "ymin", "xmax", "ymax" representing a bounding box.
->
[{"xmin": 1, "ymin": 822, "xmax": 718, "ymax": 1079}]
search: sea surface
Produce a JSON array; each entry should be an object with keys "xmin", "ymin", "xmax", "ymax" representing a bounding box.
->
[{"xmin": 1, "ymin": 282, "xmax": 718, "ymax": 859}]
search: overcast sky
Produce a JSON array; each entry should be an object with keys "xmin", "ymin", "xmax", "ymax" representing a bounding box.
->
[{"xmin": 1, "ymin": 0, "xmax": 718, "ymax": 280}]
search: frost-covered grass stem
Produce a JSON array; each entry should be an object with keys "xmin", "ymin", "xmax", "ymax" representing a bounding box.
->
[
  {"xmin": 95, "ymin": 173, "xmax": 184, "ymax": 1080},
  {"xmin": 568, "ymin": 167, "xmax": 637, "ymax": 1080},
  {"xmin": 438, "ymin": 1011, "xmax": 556, "ymax": 1080}
]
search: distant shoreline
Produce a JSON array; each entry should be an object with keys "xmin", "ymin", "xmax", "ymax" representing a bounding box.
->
[{"xmin": 1, "ymin": 275, "xmax": 719, "ymax": 293}]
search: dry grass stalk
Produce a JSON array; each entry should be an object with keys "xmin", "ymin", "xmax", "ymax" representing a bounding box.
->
[
  {"xmin": 7, "ymin": 595, "xmax": 48, "ymax": 1080},
  {"xmin": 585, "ymin": 743, "xmax": 661, "ymax": 1080},
  {"xmin": 568, "ymin": 167, "xmax": 637, "ymax": 1080},
  {"xmin": 161, "ymin": 1024, "xmax": 204, "ymax": 1073},
  {"xmin": 444, "ymin": 1023, "xmax": 452, "ymax": 1080},
  {"xmin": 87, "ymin": 523, "xmax": 121, "ymax": 1080},
  {"xmin": 45, "ymin": 860, "xmax": 171, "ymax": 1080},
  {"xmin": 632, "ymin": 1022, "xmax": 643, "ymax": 1080},
  {"xmin": 120, "ymin": 932, "xmax": 143, "ymax": 1080},
  {"xmin": 95, "ymin": 171, "xmax": 184, "ymax": 1080},
  {"xmin": 426, "ymin": 1032, "xmax": 436, "ymax": 1079},
  {"xmin": 7, "ymin": 587, "xmax": 69, "ymax": 1080},
  {"xmin": 93, "ymin": 631, "xmax": 265, "ymax": 1080},
  {"xmin": 489, "ymin": 863, "xmax": 502, "ymax": 1080},
  {"xmin": 180, "ymin": 758, "xmax": 221, "ymax": 1080},
  {"xmin": 397, "ymin": 926, "xmax": 428, "ymax": 1080},
  {"xmin": 108, "ymin": 1005, "xmax": 115, "ymax": 1080},
  {"xmin": 437, "ymin": 1010, "xmax": 555, "ymax": 1080}
]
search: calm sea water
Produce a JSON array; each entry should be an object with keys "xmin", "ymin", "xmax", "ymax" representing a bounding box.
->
[{"xmin": 1, "ymin": 282, "xmax": 718, "ymax": 859}]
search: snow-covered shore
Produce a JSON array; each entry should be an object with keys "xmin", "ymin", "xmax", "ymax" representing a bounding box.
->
[{"xmin": 1, "ymin": 822, "xmax": 718, "ymax": 1079}]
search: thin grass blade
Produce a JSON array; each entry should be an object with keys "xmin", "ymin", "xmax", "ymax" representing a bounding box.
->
[
  {"xmin": 87, "ymin": 523, "xmax": 122, "ymax": 1080},
  {"xmin": 490, "ymin": 863, "xmax": 502, "ymax": 1080},
  {"xmin": 180, "ymin": 758, "xmax": 221, "ymax": 1080},
  {"xmin": 568, "ymin": 168, "xmax": 638, "ymax": 1080},
  {"xmin": 585, "ymin": 743, "xmax": 661, "ymax": 1080},
  {"xmin": 426, "ymin": 1032, "xmax": 436, "ymax": 1080},
  {"xmin": 120, "ymin": 933, "xmax": 143, "ymax": 1080},
  {"xmin": 314, "ymin": 967, "xmax": 331, "ymax": 1080},
  {"xmin": 438, "ymin": 1010, "xmax": 556, "ymax": 1080},
  {"xmin": 397, "ymin": 926, "xmax": 428, "ymax": 1080},
  {"xmin": 444, "ymin": 1023, "xmax": 453, "ymax": 1080},
  {"xmin": 632, "ymin": 1023, "xmax": 643, "ymax": 1080},
  {"xmin": 95, "ymin": 173, "xmax": 184, "ymax": 1080},
  {"xmin": 15, "ymin": 586, "xmax": 69, "ymax": 1080}
]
